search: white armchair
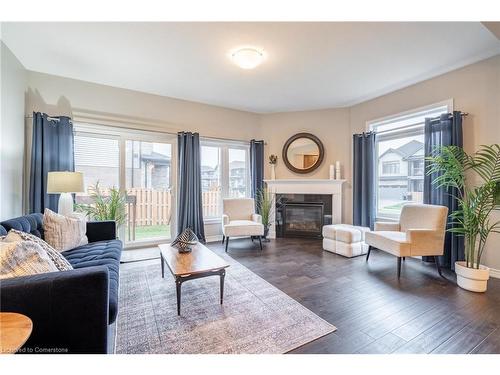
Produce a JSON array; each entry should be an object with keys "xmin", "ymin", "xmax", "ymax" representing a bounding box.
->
[
  {"xmin": 222, "ymin": 198, "xmax": 265, "ymax": 252},
  {"xmin": 364, "ymin": 203, "xmax": 448, "ymax": 278}
]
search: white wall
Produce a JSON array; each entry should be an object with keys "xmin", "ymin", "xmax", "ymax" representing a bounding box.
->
[
  {"xmin": 0, "ymin": 41, "xmax": 26, "ymax": 220},
  {"xmin": 259, "ymin": 108, "xmax": 351, "ymax": 222}
]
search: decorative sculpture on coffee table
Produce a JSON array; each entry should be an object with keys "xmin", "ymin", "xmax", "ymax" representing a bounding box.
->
[{"xmin": 171, "ymin": 228, "xmax": 199, "ymax": 253}]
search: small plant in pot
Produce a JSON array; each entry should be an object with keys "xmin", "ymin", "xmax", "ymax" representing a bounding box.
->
[
  {"xmin": 256, "ymin": 187, "xmax": 277, "ymax": 242},
  {"xmin": 75, "ymin": 181, "xmax": 127, "ymax": 235},
  {"xmin": 427, "ymin": 144, "xmax": 500, "ymax": 292}
]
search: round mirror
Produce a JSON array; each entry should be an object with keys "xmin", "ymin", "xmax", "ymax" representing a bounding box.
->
[{"xmin": 282, "ymin": 133, "xmax": 324, "ymax": 174}]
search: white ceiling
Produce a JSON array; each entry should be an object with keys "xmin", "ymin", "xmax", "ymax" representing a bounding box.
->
[{"xmin": 2, "ymin": 22, "xmax": 500, "ymax": 113}]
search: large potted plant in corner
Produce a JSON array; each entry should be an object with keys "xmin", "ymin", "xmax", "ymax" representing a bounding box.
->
[
  {"xmin": 256, "ymin": 187, "xmax": 277, "ymax": 242},
  {"xmin": 427, "ymin": 144, "xmax": 500, "ymax": 292}
]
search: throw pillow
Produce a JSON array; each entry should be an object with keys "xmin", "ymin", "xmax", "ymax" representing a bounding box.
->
[
  {"xmin": 68, "ymin": 212, "xmax": 89, "ymax": 247},
  {"xmin": 9, "ymin": 229, "xmax": 73, "ymax": 271},
  {"xmin": 43, "ymin": 208, "xmax": 86, "ymax": 252},
  {"xmin": 0, "ymin": 240, "xmax": 59, "ymax": 279}
]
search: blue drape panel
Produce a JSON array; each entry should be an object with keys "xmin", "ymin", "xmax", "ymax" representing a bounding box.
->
[
  {"xmin": 423, "ymin": 111, "xmax": 464, "ymax": 270},
  {"xmin": 250, "ymin": 139, "xmax": 264, "ymax": 198},
  {"xmin": 29, "ymin": 112, "xmax": 74, "ymax": 213},
  {"xmin": 353, "ymin": 132, "xmax": 377, "ymax": 229},
  {"xmin": 177, "ymin": 132, "xmax": 206, "ymax": 242}
]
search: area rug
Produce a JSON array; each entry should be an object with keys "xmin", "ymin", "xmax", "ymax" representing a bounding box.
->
[{"xmin": 115, "ymin": 253, "xmax": 336, "ymax": 354}]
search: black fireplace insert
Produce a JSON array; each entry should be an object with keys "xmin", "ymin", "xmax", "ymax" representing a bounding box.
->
[{"xmin": 275, "ymin": 194, "xmax": 332, "ymax": 239}]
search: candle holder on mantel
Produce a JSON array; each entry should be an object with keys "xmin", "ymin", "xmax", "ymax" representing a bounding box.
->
[{"xmin": 335, "ymin": 161, "xmax": 341, "ymax": 180}]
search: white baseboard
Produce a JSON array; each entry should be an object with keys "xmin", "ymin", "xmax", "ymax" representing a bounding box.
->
[
  {"xmin": 206, "ymin": 235, "xmax": 223, "ymax": 243},
  {"xmin": 489, "ymin": 267, "xmax": 500, "ymax": 279}
]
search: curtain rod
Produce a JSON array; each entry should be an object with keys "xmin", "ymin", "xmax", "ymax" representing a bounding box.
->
[
  {"xmin": 428, "ymin": 111, "xmax": 468, "ymax": 122},
  {"xmin": 372, "ymin": 111, "xmax": 469, "ymax": 136},
  {"xmin": 25, "ymin": 114, "xmax": 73, "ymax": 124},
  {"xmin": 26, "ymin": 114, "xmax": 264, "ymax": 145}
]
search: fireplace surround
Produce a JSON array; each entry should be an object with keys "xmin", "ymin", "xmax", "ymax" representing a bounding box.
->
[{"xmin": 264, "ymin": 179, "xmax": 345, "ymax": 239}]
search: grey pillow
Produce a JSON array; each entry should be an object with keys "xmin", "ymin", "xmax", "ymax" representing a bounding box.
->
[
  {"xmin": 0, "ymin": 240, "xmax": 59, "ymax": 279},
  {"xmin": 9, "ymin": 229, "xmax": 73, "ymax": 271}
]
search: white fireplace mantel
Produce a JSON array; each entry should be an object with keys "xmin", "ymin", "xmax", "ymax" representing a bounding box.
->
[{"xmin": 264, "ymin": 179, "xmax": 346, "ymax": 238}]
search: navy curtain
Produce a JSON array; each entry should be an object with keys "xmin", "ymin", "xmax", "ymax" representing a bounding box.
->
[
  {"xmin": 423, "ymin": 111, "xmax": 464, "ymax": 270},
  {"xmin": 353, "ymin": 132, "xmax": 376, "ymax": 229},
  {"xmin": 29, "ymin": 112, "xmax": 74, "ymax": 213},
  {"xmin": 177, "ymin": 132, "xmax": 205, "ymax": 242},
  {"xmin": 250, "ymin": 139, "xmax": 265, "ymax": 198}
]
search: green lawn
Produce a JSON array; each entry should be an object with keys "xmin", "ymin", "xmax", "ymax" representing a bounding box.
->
[
  {"xmin": 382, "ymin": 202, "xmax": 405, "ymax": 210},
  {"xmin": 129, "ymin": 225, "xmax": 171, "ymax": 240}
]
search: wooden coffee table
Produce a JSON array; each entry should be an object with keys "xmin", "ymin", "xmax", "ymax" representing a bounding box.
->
[
  {"xmin": 0, "ymin": 313, "xmax": 33, "ymax": 354},
  {"xmin": 159, "ymin": 242, "xmax": 230, "ymax": 315}
]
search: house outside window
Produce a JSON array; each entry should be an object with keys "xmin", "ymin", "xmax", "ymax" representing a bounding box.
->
[
  {"xmin": 200, "ymin": 140, "xmax": 250, "ymax": 220},
  {"xmin": 369, "ymin": 101, "xmax": 452, "ymax": 219}
]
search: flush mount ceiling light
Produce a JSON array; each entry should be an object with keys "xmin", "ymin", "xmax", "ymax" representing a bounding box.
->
[{"xmin": 230, "ymin": 47, "xmax": 266, "ymax": 69}]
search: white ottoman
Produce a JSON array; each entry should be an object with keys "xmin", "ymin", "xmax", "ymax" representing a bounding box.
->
[{"xmin": 322, "ymin": 224, "xmax": 371, "ymax": 258}]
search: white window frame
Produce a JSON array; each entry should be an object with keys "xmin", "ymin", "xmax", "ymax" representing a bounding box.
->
[
  {"xmin": 74, "ymin": 122, "xmax": 177, "ymax": 248},
  {"xmin": 367, "ymin": 100, "xmax": 453, "ymax": 220},
  {"xmin": 200, "ymin": 138, "xmax": 251, "ymax": 223}
]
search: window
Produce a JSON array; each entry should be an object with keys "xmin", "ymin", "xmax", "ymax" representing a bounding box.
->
[
  {"xmin": 74, "ymin": 134, "xmax": 120, "ymax": 193},
  {"xmin": 369, "ymin": 102, "xmax": 451, "ymax": 218},
  {"xmin": 382, "ymin": 161, "xmax": 400, "ymax": 175},
  {"xmin": 200, "ymin": 140, "xmax": 250, "ymax": 219},
  {"xmin": 74, "ymin": 124, "xmax": 176, "ymax": 246}
]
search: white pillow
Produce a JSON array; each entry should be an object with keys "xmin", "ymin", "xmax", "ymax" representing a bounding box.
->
[
  {"xmin": 0, "ymin": 240, "xmax": 59, "ymax": 279},
  {"xmin": 68, "ymin": 212, "xmax": 89, "ymax": 247},
  {"xmin": 43, "ymin": 208, "xmax": 88, "ymax": 252}
]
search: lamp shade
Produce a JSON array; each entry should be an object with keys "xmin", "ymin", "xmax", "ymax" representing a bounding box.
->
[{"xmin": 47, "ymin": 172, "xmax": 84, "ymax": 193}]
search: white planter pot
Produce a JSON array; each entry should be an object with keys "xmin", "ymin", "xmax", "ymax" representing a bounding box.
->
[{"xmin": 455, "ymin": 261, "xmax": 490, "ymax": 292}]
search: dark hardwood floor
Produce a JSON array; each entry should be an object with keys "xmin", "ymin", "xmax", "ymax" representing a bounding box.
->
[{"xmin": 204, "ymin": 237, "xmax": 500, "ymax": 354}]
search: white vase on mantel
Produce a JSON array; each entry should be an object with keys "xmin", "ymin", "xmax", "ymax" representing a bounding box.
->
[{"xmin": 270, "ymin": 164, "xmax": 276, "ymax": 180}]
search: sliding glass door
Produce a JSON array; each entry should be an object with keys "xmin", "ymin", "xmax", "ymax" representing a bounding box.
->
[
  {"xmin": 125, "ymin": 140, "xmax": 173, "ymax": 243},
  {"xmin": 74, "ymin": 124, "xmax": 176, "ymax": 247}
]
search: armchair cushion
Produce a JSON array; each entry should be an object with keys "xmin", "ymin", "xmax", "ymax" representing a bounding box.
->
[
  {"xmin": 222, "ymin": 198, "xmax": 255, "ymax": 221},
  {"xmin": 365, "ymin": 231, "xmax": 410, "ymax": 257},
  {"xmin": 374, "ymin": 222, "xmax": 400, "ymax": 232},
  {"xmin": 223, "ymin": 220, "xmax": 264, "ymax": 237}
]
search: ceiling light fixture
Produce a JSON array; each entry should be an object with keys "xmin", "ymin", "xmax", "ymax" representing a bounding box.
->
[{"xmin": 230, "ymin": 47, "xmax": 266, "ymax": 70}]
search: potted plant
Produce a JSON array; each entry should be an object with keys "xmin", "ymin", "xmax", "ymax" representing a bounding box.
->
[
  {"xmin": 427, "ymin": 144, "xmax": 500, "ymax": 292},
  {"xmin": 256, "ymin": 187, "xmax": 276, "ymax": 241},
  {"xmin": 75, "ymin": 181, "xmax": 127, "ymax": 232}
]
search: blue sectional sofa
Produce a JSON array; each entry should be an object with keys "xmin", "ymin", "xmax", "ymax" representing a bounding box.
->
[{"xmin": 0, "ymin": 213, "xmax": 122, "ymax": 354}]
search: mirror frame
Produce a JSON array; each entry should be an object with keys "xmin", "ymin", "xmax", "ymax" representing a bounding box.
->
[{"xmin": 282, "ymin": 132, "xmax": 325, "ymax": 174}]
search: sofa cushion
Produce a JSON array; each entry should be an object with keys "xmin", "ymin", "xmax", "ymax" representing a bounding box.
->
[{"xmin": 62, "ymin": 240, "xmax": 122, "ymax": 323}]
